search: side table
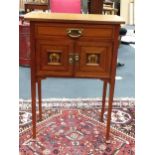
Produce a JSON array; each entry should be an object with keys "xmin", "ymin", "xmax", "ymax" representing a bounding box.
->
[
  {"xmin": 24, "ymin": 12, "xmax": 125, "ymax": 142},
  {"xmin": 24, "ymin": 2, "xmax": 48, "ymax": 13}
]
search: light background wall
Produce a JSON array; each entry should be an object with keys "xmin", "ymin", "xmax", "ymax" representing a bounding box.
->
[
  {"xmin": 19, "ymin": 0, "xmax": 25, "ymax": 9},
  {"xmin": 121, "ymin": 0, "xmax": 134, "ymax": 25}
]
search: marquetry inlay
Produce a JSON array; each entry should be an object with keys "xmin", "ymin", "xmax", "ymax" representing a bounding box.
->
[
  {"xmin": 86, "ymin": 54, "xmax": 100, "ymax": 66},
  {"xmin": 48, "ymin": 52, "xmax": 61, "ymax": 65}
]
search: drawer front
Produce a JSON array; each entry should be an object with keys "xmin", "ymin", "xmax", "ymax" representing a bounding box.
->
[
  {"xmin": 36, "ymin": 38, "xmax": 74, "ymax": 77},
  {"xmin": 35, "ymin": 23, "xmax": 114, "ymax": 39},
  {"xmin": 74, "ymin": 41, "xmax": 113, "ymax": 78}
]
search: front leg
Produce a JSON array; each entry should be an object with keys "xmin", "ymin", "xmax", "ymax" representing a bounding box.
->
[
  {"xmin": 105, "ymin": 81, "xmax": 115, "ymax": 143},
  {"xmin": 37, "ymin": 78, "xmax": 42, "ymax": 121},
  {"xmin": 31, "ymin": 80, "xmax": 37, "ymax": 139},
  {"xmin": 100, "ymin": 80, "xmax": 108, "ymax": 122}
]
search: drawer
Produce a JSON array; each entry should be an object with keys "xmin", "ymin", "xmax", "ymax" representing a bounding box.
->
[{"xmin": 35, "ymin": 23, "xmax": 114, "ymax": 39}]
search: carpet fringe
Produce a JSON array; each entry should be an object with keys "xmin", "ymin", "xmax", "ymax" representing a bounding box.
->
[
  {"xmin": 19, "ymin": 97, "xmax": 135, "ymax": 101},
  {"xmin": 19, "ymin": 98, "xmax": 135, "ymax": 110}
]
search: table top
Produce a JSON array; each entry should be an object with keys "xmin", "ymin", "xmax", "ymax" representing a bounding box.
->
[
  {"xmin": 24, "ymin": 2, "xmax": 48, "ymax": 6},
  {"xmin": 103, "ymin": 7, "xmax": 118, "ymax": 12},
  {"xmin": 24, "ymin": 12, "xmax": 125, "ymax": 24}
]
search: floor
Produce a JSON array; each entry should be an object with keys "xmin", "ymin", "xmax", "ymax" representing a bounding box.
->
[{"xmin": 19, "ymin": 43, "xmax": 135, "ymax": 99}]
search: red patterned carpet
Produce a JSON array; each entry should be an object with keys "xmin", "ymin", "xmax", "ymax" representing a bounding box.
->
[{"xmin": 19, "ymin": 98, "xmax": 135, "ymax": 155}]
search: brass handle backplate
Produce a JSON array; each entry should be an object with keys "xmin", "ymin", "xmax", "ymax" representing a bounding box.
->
[{"xmin": 67, "ymin": 28, "xmax": 83, "ymax": 38}]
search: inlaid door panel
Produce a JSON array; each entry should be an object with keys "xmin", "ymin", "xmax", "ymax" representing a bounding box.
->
[
  {"xmin": 74, "ymin": 41, "xmax": 113, "ymax": 78},
  {"xmin": 36, "ymin": 38, "xmax": 74, "ymax": 77}
]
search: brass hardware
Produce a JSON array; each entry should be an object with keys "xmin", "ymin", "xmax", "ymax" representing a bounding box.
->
[
  {"xmin": 68, "ymin": 53, "xmax": 80, "ymax": 64},
  {"xmin": 74, "ymin": 53, "xmax": 79, "ymax": 62},
  {"xmin": 69, "ymin": 53, "xmax": 74, "ymax": 64},
  {"xmin": 67, "ymin": 28, "xmax": 83, "ymax": 38}
]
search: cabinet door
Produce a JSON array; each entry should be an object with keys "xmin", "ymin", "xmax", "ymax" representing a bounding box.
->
[
  {"xmin": 36, "ymin": 38, "xmax": 74, "ymax": 77},
  {"xmin": 74, "ymin": 41, "xmax": 113, "ymax": 78}
]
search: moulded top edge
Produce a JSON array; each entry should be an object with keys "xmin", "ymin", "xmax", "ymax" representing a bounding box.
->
[{"xmin": 24, "ymin": 12, "xmax": 125, "ymax": 24}]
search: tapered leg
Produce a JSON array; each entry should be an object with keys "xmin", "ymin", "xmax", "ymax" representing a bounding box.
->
[
  {"xmin": 106, "ymin": 81, "xmax": 115, "ymax": 142},
  {"xmin": 31, "ymin": 81, "xmax": 36, "ymax": 139},
  {"xmin": 38, "ymin": 79, "xmax": 42, "ymax": 121},
  {"xmin": 100, "ymin": 80, "xmax": 107, "ymax": 122}
]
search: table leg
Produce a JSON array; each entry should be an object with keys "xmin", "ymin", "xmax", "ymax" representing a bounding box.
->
[
  {"xmin": 38, "ymin": 79, "xmax": 42, "ymax": 121},
  {"xmin": 106, "ymin": 81, "xmax": 115, "ymax": 142},
  {"xmin": 31, "ymin": 81, "xmax": 37, "ymax": 139},
  {"xmin": 100, "ymin": 80, "xmax": 107, "ymax": 122}
]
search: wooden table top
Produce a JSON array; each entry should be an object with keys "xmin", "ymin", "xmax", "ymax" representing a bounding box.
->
[
  {"xmin": 103, "ymin": 7, "xmax": 118, "ymax": 12},
  {"xmin": 24, "ymin": 2, "xmax": 48, "ymax": 6},
  {"xmin": 24, "ymin": 12, "xmax": 125, "ymax": 24}
]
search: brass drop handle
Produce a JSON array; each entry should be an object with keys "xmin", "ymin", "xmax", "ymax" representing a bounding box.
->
[{"xmin": 67, "ymin": 28, "xmax": 83, "ymax": 38}]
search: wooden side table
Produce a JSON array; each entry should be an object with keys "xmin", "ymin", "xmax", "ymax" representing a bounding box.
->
[
  {"xmin": 103, "ymin": 2, "xmax": 118, "ymax": 15},
  {"xmin": 24, "ymin": 2, "xmax": 48, "ymax": 13},
  {"xmin": 103, "ymin": 7, "xmax": 118, "ymax": 15},
  {"xmin": 24, "ymin": 12, "xmax": 125, "ymax": 142}
]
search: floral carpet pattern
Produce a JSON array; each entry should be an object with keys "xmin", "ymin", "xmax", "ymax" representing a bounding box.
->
[{"xmin": 19, "ymin": 98, "xmax": 135, "ymax": 155}]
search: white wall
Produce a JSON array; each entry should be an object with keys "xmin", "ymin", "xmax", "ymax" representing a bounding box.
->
[
  {"xmin": 120, "ymin": 0, "xmax": 134, "ymax": 25},
  {"xmin": 19, "ymin": 0, "xmax": 25, "ymax": 9}
]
